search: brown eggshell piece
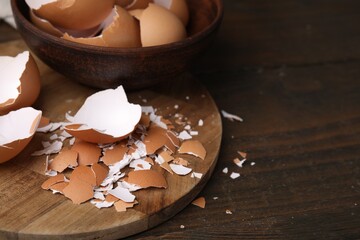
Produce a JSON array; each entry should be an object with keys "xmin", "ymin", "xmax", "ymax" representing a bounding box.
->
[
  {"xmin": 63, "ymin": 6, "xmax": 141, "ymax": 48},
  {"xmin": 91, "ymin": 163, "xmax": 109, "ymax": 186},
  {"xmin": 140, "ymin": 3, "xmax": 186, "ymax": 47},
  {"xmin": 102, "ymin": 141, "xmax": 128, "ymax": 166},
  {"xmin": 63, "ymin": 177, "xmax": 94, "ymax": 204},
  {"xmin": 50, "ymin": 182, "xmax": 69, "ymax": 194},
  {"xmin": 157, "ymin": 149, "xmax": 174, "ymax": 162},
  {"xmin": 49, "ymin": 149, "xmax": 78, "ymax": 172},
  {"xmin": 160, "ymin": 161, "xmax": 173, "ymax": 174},
  {"xmin": 127, "ymin": 169, "xmax": 167, "ymax": 188},
  {"xmin": 71, "ymin": 140, "xmax": 101, "ymax": 166},
  {"xmin": 70, "ymin": 165, "xmax": 97, "ymax": 187},
  {"xmin": 114, "ymin": 199, "xmax": 138, "ymax": 212},
  {"xmin": 143, "ymin": 126, "xmax": 168, "ymax": 154},
  {"xmin": 154, "ymin": 0, "xmax": 189, "ymax": 26},
  {"xmin": 105, "ymin": 194, "xmax": 120, "ymax": 202},
  {"xmin": 139, "ymin": 113, "xmax": 151, "ymax": 128},
  {"xmin": 35, "ymin": 0, "xmax": 115, "ymax": 30},
  {"xmin": 0, "ymin": 52, "xmax": 41, "ymax": 115},
  {"xmin": 29, "ymin": 9, "xmax": 63, "ymax": 37},
  {"xmin": 178, "ymin": 140, "xmax": 206, "ymax": 160},
  {"xmin": 41, "ymin": 174, "xmax": 67, "ymax": 190},
  {"xmin": 191, "ymin": 196, "xmax": 206, "ymax": 208},
  {"xmin": 173, "ymin": 157, "xmax": 189, "ymax": 166}
]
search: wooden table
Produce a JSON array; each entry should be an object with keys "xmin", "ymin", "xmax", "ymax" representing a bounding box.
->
[{"xmin": 1, "ymin": 0, "xmax": 360, "ymax": 238}]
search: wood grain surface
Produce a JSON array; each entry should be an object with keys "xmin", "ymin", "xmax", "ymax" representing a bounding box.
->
[
  {"xmin": 0, "ymin": 41, "xmax": 221, "ymax": 239},
  {"xmin": 1, "ymin": 0, "xmax": 360, "ymax": 239}
]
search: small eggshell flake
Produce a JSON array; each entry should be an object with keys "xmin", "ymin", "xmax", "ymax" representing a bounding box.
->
[
  {"xmin": 0, "ymin": 107, "xmax": 41, "ymax": 163},
  {"xmin": 178, "ymin": 140, "xmax": 206, "ymax": 160},
  {"xmin": 0, "ymin": 51, "xmax": 41, "ymax": 115},
  {"xmin": 191, "ymin": 196, "xmax": 206, "ymax": 208},
  {"xmin": 114, "ymin": 199, "xmax": 138, "ymax": 212},
  {"xmin": 32, "ymin": 0, "xmax": 115, "ymax": 30},
  {"xmin": 169, "ymin": 163, "xmax": 192, "ymax": 176},
  {"xmin": 140, "ymin": 3, "xmax": 187, "ymax": 47},
  {"xmin": 65, "ymin": 86, "xmax": 141, "ymax": 144},
  {"xmin": 127, "ymin": 169, "xmax": 167, "ymax": 188}
]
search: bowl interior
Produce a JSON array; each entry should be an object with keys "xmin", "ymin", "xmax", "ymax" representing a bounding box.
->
[{"xmin": 13, "ymin": 0, "xmax": 223, "ymax": 50}]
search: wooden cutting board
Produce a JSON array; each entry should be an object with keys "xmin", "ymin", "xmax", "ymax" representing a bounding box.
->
[{"xmin": 0, "ymin": 40, "xmax": 222, "ymax": 239}]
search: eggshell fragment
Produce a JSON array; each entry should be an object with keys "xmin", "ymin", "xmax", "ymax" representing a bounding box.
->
[
  {"xmin": 65, "ymin": 86, "xmax": 141, "ymax": 144},
  {"xmin": 71, "ymin": 140, "xmax": 101, "ymax": 165},
  {"xmin": 169, "ymin": 163, "xmax": 192, "ymax": 175},
  {"xmin": 63, "ymin": 6, "xmax": 141, "ymax": 48},
  {"xmin": 108, "ymin": 186, "xmax": 136, "ymax": 202},
  {"xmin": 91, "ymin": 163, "xmax": 109, "ymax": 186},
  {"xmin": 70, "ymin": 166, "xmax": 97, "ymax": 187},
  {"xmin": 63, "ymin": 177, "xmax": 94, "ymax": 204},
  {"xmin": 0, "ymin": 51, "xmax": 41, "ymax": 115},
  {"xmin": 178, "ymin": 140, "xmax": 206, "ymax": 160},
  {"xmin": 191, "ymin": 196, "xmax": 206, "ymax": 208},
  {"xmin": 49, "ymin": 149, "xmax": 78, "ymax": 172},
  {"xmin": 50, "ymin": 181, "xmax": 69, "ymax": 194},
  {"xmin": 114, "ymin": 199, "xmax": 138, "ymax": 212},
  {"xmin": 127, "ymin": 169, "xmax": 167, "ymax": 188},
  {"xmin": 0, "ymin": 107, "xmax": 41, "ymax": 163},
  {"xmin": 143, "ymin": 126, "xmax": 168, "ymax": 154},
  {"xmin": 102, "ymin": 141, "xmax": 128, "ymax": 166},
  {"xmin": 41, "ymin": 173, "xmax": 67, "ymax": 190},
  {"xmin": 153, "ymin": 0, "xmax": 189, "ymax": 25},
  {"xmin": 139, "ymin": 3, "xmax": 186, "ymax": 47},
  {"xmin": 29, "ymin": 0, "xmax": 115, "ymax": 30}
]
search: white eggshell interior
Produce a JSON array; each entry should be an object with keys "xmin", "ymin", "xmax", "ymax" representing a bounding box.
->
[
  {"xmin": 0, "ymin": 51, "xmax": 29, "ymax": 106},
  {"xmin": 0, "ymin": 107, "xmax": 42, "ymax": 145},
  {"xmin": 25, "ymin": 0, "xmax": 56, "ymax": 10},
  {"xmin": 72, "ymin": 86, "xmax": 141, "ymax": 137}
]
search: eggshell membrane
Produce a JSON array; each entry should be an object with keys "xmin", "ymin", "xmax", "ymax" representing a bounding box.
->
[
  {"xmin": 140, "ymin": 3, "xmax": 186, "ymax": 47},
  {"xmin": 63, "ymin": 6, "xmax": 141, "ymax": 48},
  {"xmin": 153, "ymin": 0, "xmax": 189, "ymax": 26},
  {"xmin": 0, "ymin": 107, "xmax": 42, "ymax": 163},
  {"xmin": 126, "ymin": 0, "xmax": 152, "ymax": 10},
  {"xmin": 0, "ymin": 51, "xmax": 41, "ymax": 115},
  {"xmin": 34, "ymin": 0, "xmax": 115, "ymax": 30},
  {"xmin": 65, "ymin": 86, "xmax": 141, "ymax": 144},
  {"xmin": 91, "ymin": 163, "xmax": 109, "ymax": 186}
]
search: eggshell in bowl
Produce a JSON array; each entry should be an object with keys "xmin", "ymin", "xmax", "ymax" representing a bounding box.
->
[
  {"xmin": 0, "ymin": 51, "xmax": 41, "ymax": 115},
  {"xmin": 139, "ymin": 3, "xmax": 186, "ymax": 47},
  {"xmin": 32, "ymin": 0, "xmax": 115, "ymax": 30},
  {"xmin": 0, "ymin": 107, "xmax": 42, "ymax": 163},
  {"xmin": 153, "ymin": 0, "xmax": 189, "ymax": 26},
  {"xmin": 63, "ymin": 6, "xmax": 141, "ymax": 48}
]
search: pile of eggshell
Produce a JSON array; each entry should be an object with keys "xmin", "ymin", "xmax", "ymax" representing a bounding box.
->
[
  {"xmin": 0, "ymin": 51, "xmax": 42, "ymax": 163},
  {"xmin": 25, "ymin": 0, "xmax": 190, "ymax": 47}
]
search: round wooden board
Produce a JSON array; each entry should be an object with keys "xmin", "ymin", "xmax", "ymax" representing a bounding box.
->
[{"xmin": 0, "ymin": 40, "xmax": 222, "ymax": 239}]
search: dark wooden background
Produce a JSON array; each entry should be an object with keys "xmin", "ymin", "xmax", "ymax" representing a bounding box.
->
[{"xmin": 1, "ymin": 0, "xmax": 360, "ymax": 238}]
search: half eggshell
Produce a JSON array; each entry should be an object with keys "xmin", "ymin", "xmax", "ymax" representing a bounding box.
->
[
  {"xmin": 0, "ymin": 107, "xmax": 42, "ymax": 163},
  {"xmin": 63, "ymin": 6, "xmax": 141, "ymax": 48},
  {"xmin": 27, "ymin": 0, "xmax": 115, "ymax": 30},
  {"xmin": 0, "ymin": 51, "xmax": 41, "ymax": 115},
  {"xmin": 139, "ymin": 3, "xmax": 186, "ymax": 47},
  {"xmin": 65, "ymin": 85, "xmax": 141, "ymax": 144}
]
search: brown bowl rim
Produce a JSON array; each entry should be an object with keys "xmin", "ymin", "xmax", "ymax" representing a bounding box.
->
[{"xmin": 11, "ymin": 0, "xmax": 224, "ymax": 54}]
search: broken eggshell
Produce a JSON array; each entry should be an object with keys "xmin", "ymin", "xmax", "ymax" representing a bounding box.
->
[
  {"xmin": 65, "ymin": 86, "xmax": 141, "ymax": 144},
  {"xmin": 153, "ymin": 0, "xmax": 189, "ymax": 26},
  {"xmin": 0, "ymin": 51, "xmax": 41, "ymax": 115},
  {"xmin": 30, "ymin": 10, "xmax": 103, "ymax": 38},
  {"xmin": 62, "ymin": 6, "xmax": 141, "ymax": 48},
  {"xmin": 0, "ymin": 107, "xmax": 42, "ymax": 163},
  {"xmin": 26, "ymin": 0, "xmax": 115, "ymax": 30}
]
